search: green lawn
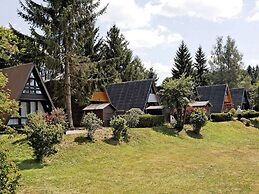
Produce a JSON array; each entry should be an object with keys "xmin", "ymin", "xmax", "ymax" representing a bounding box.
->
[{"xmin": 1, "ymin": 121, "xmax": 259, "ymax": 193}]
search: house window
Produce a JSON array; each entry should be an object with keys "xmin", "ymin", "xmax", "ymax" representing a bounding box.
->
[
  {"xmin": 8, "ymin": 101, "xmax": 46, "ymax": 126},
  {"xmin": 22, "ymin": 73, "xmax": 42, "ymax": 94}
]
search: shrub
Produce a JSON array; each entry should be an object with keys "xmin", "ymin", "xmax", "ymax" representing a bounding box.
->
[
  {"xmin": 210, "ymin": 113, "xmax": 233, "ymax": 122},
  {"xmin": 0, "ymin": 150, "xmax": 21, "ymax": 193},
  {"xmin": 110, "ymin": 116, "xmax": 128, "ymax": 141},
  {"xmin": 124, "ymin": 108, "xmax": 144, "ymax": 128},
  {"xmin": 229, "ymin": 108, "xmax": 236, "ymax": 116},
  {"xmin": 240, "ymin": 118, "xmax": 251, "ymax": 127},
  {"xmin": 190, "ymin": 109, "xmax": 208, "ymax": 134},
  {"xmin": 240, "ymin": 110, "xmax": 259, "ymax": 119},
  {"xmin": 25, "ymin": 113, "xmax": 64, "ymax": 162},
  {"xmin": 49, "ymin": 108, "xmax": 67, "ymax": 127},
  {"xmin": 138, "ymin": 114, "xmax": 164, "ymax": 127},
  {"xmin": 250, "ymin": 118, "xmax": 259, "ymax": 128},
  {"xmin": 81, "ymin": 112, "xmax": 103, "ymax": 141}
]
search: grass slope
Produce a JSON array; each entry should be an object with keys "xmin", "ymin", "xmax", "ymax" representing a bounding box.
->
[{"xmin": 1, "ymin": 121, "xmax": 259, "ymax": 194}]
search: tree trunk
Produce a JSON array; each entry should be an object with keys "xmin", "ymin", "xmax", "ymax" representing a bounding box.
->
[
  {"xmin": 64, "ymin": 33, "xmax": 74, "ymax": 130},
  {"xmin": 64, "ymin": 60, "xmax": 74, "ymax": 129}
]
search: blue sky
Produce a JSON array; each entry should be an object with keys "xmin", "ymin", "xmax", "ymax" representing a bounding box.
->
[{"xmin": 1, "ymin": 0, "xmax": 259, "ymax": 83}]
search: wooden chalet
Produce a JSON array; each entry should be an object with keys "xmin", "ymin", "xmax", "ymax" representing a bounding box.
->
[
  {"xmin": 106, "ymin": 79, "xmax": 162, "ymax": 114},
  {"xmin": 196, "ymin": 84, "xmax": 233, "ymax": 113},
  {"xmin": 83, "ymin": 91, "xmax": 116, "ymax": 126},
  {"xmin": 188, "ymin": 101, "xmax": 212, "ymax": 115},
  {"xmin": 1, "ymin": 63, "xmax": 54, "ymax": 127},
  {"xmin": 230, "ymin": 88, "xmax": 251, "ymax": 110}
]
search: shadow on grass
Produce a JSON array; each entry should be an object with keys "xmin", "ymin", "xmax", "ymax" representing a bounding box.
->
[
  {"xmin": 12, "ymin": 137, "xmax": 27, "ymax": 145},
  {"xmin": 103, "ymin": 137, "xmax": 120, "ymax": 146},
  {"xmin": 186, "ymin": 130, "xmax": 203, "ymax": 139},
  {"xmin": 74, "ymin": 136, "xmax": 92, "ymax": 144},
  {"xmin": 17, "ymin": 159, "xmax": 44, "ymax": 170},
  {"xmin": 152, "ymin": 126, "xmax": 179, "ymax": 137}
]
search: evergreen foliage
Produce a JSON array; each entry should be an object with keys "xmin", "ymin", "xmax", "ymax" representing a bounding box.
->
[
  {"xmin": 194, "ymin": 46, "xmax": 208, "ymax": 86},
  {"xmin": 18, "ymin": 0, "xmax": 107, "ymax": 129},
  {"xmin": 110, "ymin": 116, "xmax": 128, "ymax": 142},
  {"xmin": 172, "ymin": 41, "xmax": 193, "ymax": 79},
  {"xmin": 81, "ymin": 112, "xmax": 103, "ymax": 141},
  {"xmin": 103, "ymin": 25, "xmax": 149, "ymax": 82},
  {"xmin": 190, "ymin": 109, "xmax": 208, "ymax": 134}
]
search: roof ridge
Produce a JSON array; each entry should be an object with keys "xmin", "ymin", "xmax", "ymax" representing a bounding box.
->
[
  {"xmin": 0, "ymin": 63, "xmax": 34, "ymax": 70},
  {"xmin": 108, "ymin": 79, "xmax": 153, "ymax": 86},
  {"xmin": 197, "ymin": 84, "xmax": 227, "ymax": 88}
]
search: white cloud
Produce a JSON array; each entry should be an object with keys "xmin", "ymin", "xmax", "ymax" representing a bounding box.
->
[
  {"xmin": 99, "ymin": 0, "xmax": 151, "ymax": 29},
  {"xmin": 247, "ymin": 0, "xmax": 259, "ymax": 22},
  {"xmin": 146, "ymin": 0, "xmax": 243, "ymax": 22},
  {"xmin": 143, "ymin": 61, "xmax": 172, "ymax": 84},
  {"xmin": 123, "ymin": 25, "xmax": 182, "ymax": 49},
  {"xmin": 247, "ymin": 58, "xmax": 259, "ymax": 66}
]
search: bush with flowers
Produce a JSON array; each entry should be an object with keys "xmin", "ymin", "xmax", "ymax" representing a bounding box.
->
[{"xmin": 24, "ymin": 108, "xmax": 66, "ymax": 162}]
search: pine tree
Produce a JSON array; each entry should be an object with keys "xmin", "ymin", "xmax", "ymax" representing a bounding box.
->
[
  {"xmin": 147, "ymin": 67, "xmax": 158, "ymax": 83},
  {"xmin": 172, "ymin": 41, "xmax": 193, "ymax": 79},
  {"xmin": 18, "ymin": 0, "xmax": 106, "ymax": 129},
  {"xmin": 194, "ymin": 46, "xmax": 208, "ymax": 86}
]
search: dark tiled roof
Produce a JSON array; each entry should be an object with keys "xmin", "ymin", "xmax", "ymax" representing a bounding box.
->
[
  {"xmin": 196, "ymin": 84, "xmax": 227, "ymax": 113},
  {"xmin": 0, "ymin": 63, "xmax": 54, "ymax": 107},
  {"xmin": 106, "ymin": 79, "xmax": 153, "ymax": 112},
  {"xmin": 231, "ymin": 88, "xmax": 250, "ymax": 109}
]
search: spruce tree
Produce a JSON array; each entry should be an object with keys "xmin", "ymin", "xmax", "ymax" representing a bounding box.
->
[
  {"xmin": 18, "ymin": 0, "xmax": 106, "ymax": 129},
  {"xmin": 194, "ymin": 46, "xmax": 208, "ymax": 86},
  {"xmin": 172, "ymin": 41, "xmax": 193, "ymax": 79},
  {"xmin": 103, "ymin": 25, "xmax": 133, "ymax": 81}
]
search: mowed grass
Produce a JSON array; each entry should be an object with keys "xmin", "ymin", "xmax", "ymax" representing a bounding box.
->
[{"xmin": 1, "ymin": 121, "xmax": 259, "ymax": 194}]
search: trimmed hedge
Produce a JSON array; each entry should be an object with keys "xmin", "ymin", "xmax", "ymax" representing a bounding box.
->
[
  {"xmin": 250, "ymin": 118, "xmax": 259, "ymax": 128},
  {"xmin": 137, "ymin": 114, "xmax": 164, "ymax": 127},
  {"xmin": 210, "ymin": 113, "xmax": 233, "ymax": 122},
  {"xmin": 238, "ymin": 110, "xmax": 259, "ymax": 119}
]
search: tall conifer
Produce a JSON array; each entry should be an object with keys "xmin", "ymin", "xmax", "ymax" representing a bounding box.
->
[
  {"xmin": 172, "ymin": 41, "xmax": 193, "ymax": 79},
  {"xmin": 18, "ymin": 0, "xmax": 106, "ymax": 129}
]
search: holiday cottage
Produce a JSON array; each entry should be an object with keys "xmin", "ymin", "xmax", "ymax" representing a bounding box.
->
[
  {"xmin": 1, "ymin": 63, "xmax": 54, "ymax": 127},
  {"xmin": 196, "ymin": 84, "xmax": 233, "ymax": 113}
]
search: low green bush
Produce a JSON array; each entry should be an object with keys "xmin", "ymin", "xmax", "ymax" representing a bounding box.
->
[
  {"xmin": 138, "ymin": 114, "xmax": 164, "ymax": 127},
  {"xmin": 240, "ymin": 118, "xmax": 251, "ymax": 127},
  {"xmin": 249, "ymin": 118, "xmax": 259, "ymax": 128},
  {"xmin": 81, "ymin": 112, "xmax": 103, "ymax": 141},
  {"xmin": 239, "ymin": 110, "xmax": 259, "ymax": 119},
  {"xmin": 190, "ymin": 109, "xmax": 208, "ymax": 134},
  {"xmin": 110, "ymin": 116, "xmax": 128, "ymax": 141},
  {"xmin": 210, "ymin": 113, "xmax": 233, "ymax": 122},
  {"xmin": 24, "ymin": 113, "xmax": 64, "ymax": 162},
  {"xmin": 0, "ymin": 150, "xmax": 21, "ymax": 193},
  {"xmin": 124, "ymin": 108, "xmax": 144, "ymax": 128}
]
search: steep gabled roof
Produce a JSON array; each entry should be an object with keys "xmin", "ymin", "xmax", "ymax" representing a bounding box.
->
[
  {"xmin": 231, "ymin": 88, "xmax": 250, "ymax": 109},
  {"xmin": 106, "ymin": 79, "xmax": 154, "ymax": 111},
  {"xmin": 196, "ymin": 84, "xmax": 227, "ymax": 113},
  {"xmin": 0, "ymin": 63, "xmax": 54, "ymax": 107}
]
